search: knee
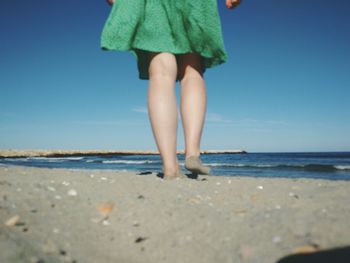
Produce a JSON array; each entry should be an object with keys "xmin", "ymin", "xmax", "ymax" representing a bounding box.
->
[
  {"xmin": 148, "ymin": 52, "xmax": 178, "ymax": 81},
  {"xmin": 178, "ymin": 65, "xmax": 203, "ymax": 83}
]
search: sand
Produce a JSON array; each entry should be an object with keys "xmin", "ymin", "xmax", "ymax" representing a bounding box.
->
[{"xmin": 1, "ymin": 165, "xmax": 350, "ymax": 263}]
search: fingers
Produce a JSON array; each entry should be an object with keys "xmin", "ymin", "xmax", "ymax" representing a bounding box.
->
[
  {"xmin": 106, "ymin": 0, "xmax": 115, "ymax": 6},
  {"xmin": 226, "ymin": 0, "xmax": 241, "ymax": 10}
]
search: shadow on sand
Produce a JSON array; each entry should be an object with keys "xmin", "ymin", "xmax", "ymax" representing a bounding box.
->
[
  {"xmin": 155, "ymin": 172, "xmax": 204, "ymax": 180},
  {"xmin": 276, "ymin": 246, "xmax": 350, "ymax": 263}
]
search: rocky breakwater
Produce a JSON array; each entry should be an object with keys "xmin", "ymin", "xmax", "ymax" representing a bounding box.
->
[{"xmin": 0, "ymin": 149, "xmax": 247, "ymax": 158}]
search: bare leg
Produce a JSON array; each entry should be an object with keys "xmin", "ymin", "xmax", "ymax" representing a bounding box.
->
[
  {"xmin": 147, "ymin": 52, "xmax": 179, "ymax": 176},
  {"xmin": 178, "ymin": 53, "xmax": 207, "ymax": 159}
]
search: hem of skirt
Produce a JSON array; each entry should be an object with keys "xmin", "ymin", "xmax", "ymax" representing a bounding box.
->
[
  {"xmin": 101, "ymin": 44, "xmax": 228, "ymax": 81},
  {"xmin": 101, "ymin": 44, "xmax": 227, "ymax": 63}
]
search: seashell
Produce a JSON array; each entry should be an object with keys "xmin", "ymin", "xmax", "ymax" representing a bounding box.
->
[
  {"xmin": 96, "ymin": 202, "xmax": 115, "ymax": 217},
  {"xmin": 5, "ymin": 215, "xmax": 20, "ymax": 226},
  {"xmin": 292, "ymin": 244, "xmax": 320, "ymax": 254}
]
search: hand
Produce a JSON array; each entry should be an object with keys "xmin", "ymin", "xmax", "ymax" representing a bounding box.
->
[
  {"xmin": 226, "ymin": 0, "xmax": 241, "ymax": 10},
  {"xmin": 106, "ymin": 0, "xmax": 115, "ymax": 6}
]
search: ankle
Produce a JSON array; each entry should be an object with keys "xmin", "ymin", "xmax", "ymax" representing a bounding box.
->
[
  {"xmin": 162, "ymin": 161, "xmax": 180, "ymax": 175},
  {"xmin": 185, "ymin": 151, "xmax": 200, "ymax": 159}
]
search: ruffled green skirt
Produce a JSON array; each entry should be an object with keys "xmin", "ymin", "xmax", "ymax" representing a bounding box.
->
[{"xmin": 100, "ymin": 0, "xmax": 228, "ymax": 81}]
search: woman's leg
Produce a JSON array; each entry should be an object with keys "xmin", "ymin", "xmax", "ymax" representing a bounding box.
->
[
  {"xmin": 147, "ymin": 52, "xmax": 179, "ymax": 176},
  {"xmin": 178, "ymin": 53, "xmax": 207, "ymax": 159}
]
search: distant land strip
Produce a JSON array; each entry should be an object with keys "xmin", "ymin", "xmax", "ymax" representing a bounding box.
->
[{"xmin": 0, "ymin": 149, "xmax": 247, "ymax": 158}]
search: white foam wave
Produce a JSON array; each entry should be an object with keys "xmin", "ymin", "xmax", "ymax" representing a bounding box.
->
[
  {"xmin": 29, "ymin": 157, "xmax": 84, "ymax": 161},
  {"xmin": 205, "ymin": 163, "xmax": 275, "ymax": 168},
  {"xmin": 335, "ymin": 165, "xmax": 350, "ymax": 170},
  {"xmin": 102, "ymin": 160, "xmax": 155, "ymax": 164},
  {"xmin": 4, "ymin": 158, "xmax": 29, "ymax": 162}
]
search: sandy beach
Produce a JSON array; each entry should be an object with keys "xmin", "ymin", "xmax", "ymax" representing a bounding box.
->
[{"xmin": 1, "ymin": 165, "xmax": 350, "ymax": 263}]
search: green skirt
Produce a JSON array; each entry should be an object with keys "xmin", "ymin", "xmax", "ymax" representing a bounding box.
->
[{"xmin": 100, "ymin": 0, "xmax": 228, "ymax": 81}]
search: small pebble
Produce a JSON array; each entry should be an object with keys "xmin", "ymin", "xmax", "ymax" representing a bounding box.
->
[
  {"xmin": 102, "ymin": 220, "xmax": 110, "ymax": 226},
  {"xmin": 67, "ymin": 189, "xmax": 77, "ymax": 196},
  {"xmin": 216, "ymin": 182, "xmax": 221, "ymax": 185},
  {"xmin": 101, "ymin": 177, "xmax": 107, "ymax": 181},
  {"xmin": 257, "ymin": 185, "xmax": 263, "ymax": 190},
  {"xmin": 47, "ymin": 186, "xmax": 56, "ymax": 192},
  {"xmin": 272, "ymin": 236, "xmax": 282, "ymax": 243},
  {"xmin": 55, "ymin": 195, "xmax": 62, "ymax": 200},
  {"xmin": 62, "ymin": 181, "xmax": 70, "ymax": 186},
  {"xmin": 289, "ymin": 192, "xmax": 299, "ymax": 199},
  {"xmin": 188, "ymin": 197, "xmax": 201, "ymax": 204},
  {"xmin": 228, "ymin": 180, "xmax": 232, "ymax": 184},
  {"xmin": 135, "ymin": 237, "xmax": 147, "ymax": 243}
]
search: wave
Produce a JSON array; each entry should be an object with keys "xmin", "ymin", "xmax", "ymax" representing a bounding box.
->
[
  {"xmin": 208, "ymin": 163, "xmax": 275, "ymax": 168},
  {"xmin": 102, "ymin": 160, "xmax": 157, "ymax": 164},
  {"xmin": 334, "ymin": 165, "xmax": 350, "ymax": 170},
  {"xmin": 2, "ymin": 157, "xmax": 84, "ymax": 163},
  {"xmin": 28, "ymin": 157, "xmax": 84, "ymax": 161},
  {"xmin": 206, "ymin": 163, "xmax": 350, "ymax": 172},
  {"xmin": 3, "ymin": 158, "xmax": 29, "ymax": 162},
  {"xmin": 2, "ymin": 157, "xmax": 349, "ymax": 173}
]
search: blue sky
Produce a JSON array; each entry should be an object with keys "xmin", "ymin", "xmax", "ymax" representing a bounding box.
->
[{"xmin": 0, "ymin": 0, "xmax": 349, "ymax": 152}]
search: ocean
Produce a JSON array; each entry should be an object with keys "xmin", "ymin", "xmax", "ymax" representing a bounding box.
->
[{"xmin": 1, "ymin": 152, "xmax": 350, "ymax": 180}]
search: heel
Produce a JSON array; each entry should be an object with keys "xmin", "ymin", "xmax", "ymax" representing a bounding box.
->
[
  {"xmin": 185, "ymin": 156, "xmax": 211, "ymax": 175},
  {"xmin": 163, "ymin": 165, "xmax": 187, "ymax": 180}
]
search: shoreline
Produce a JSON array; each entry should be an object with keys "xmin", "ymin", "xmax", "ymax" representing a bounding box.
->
[{"xmin": 1, "ymin": 165, "xmax": 350, "ymax": 262}]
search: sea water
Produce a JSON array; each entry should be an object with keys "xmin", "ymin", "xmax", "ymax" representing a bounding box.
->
[{"xmin": 1, "ymin": 152, "xmax": 350, "ymax": 180}]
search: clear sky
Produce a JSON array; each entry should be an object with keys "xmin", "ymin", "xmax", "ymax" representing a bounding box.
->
[{"xmin": 1, "ymin": 0, "xmax": 349, "ymax": 152}]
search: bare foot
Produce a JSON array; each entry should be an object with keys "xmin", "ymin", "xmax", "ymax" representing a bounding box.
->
[
  {"xmin": 163, "ymin": 166, "xmax": 187, "ymax": 180},
  {"xmin": 185, "ymin": 155, "xmax": 211, "ymax": 175}
]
